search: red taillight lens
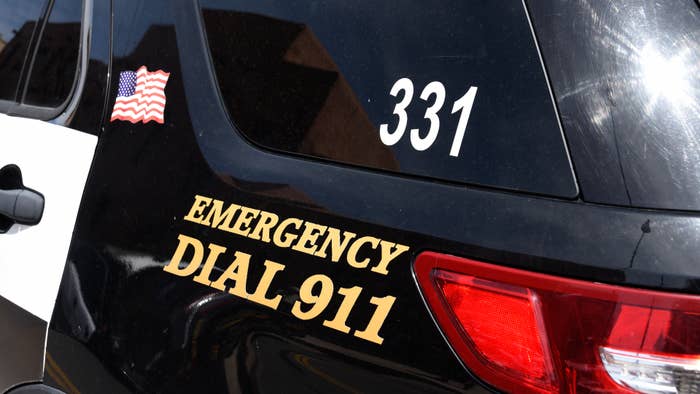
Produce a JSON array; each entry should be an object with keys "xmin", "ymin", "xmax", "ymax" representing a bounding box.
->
[
  {"xmin": 414, "ymin": 252, "xmax": 700, "ymax": 394},
  {"xmin": 436, "ymin": 271, "xmax": 556, "ymax": 391}
]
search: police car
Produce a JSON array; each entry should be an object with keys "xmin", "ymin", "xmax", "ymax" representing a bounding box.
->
[{"xmin": 1, "ymin": 0, "xmax": 699, "ymax": 393}]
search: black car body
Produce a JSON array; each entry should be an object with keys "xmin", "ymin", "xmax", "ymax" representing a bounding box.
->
[{"xmin": 0, "ymin": 0, "xmax": 699, "ymax": 393}]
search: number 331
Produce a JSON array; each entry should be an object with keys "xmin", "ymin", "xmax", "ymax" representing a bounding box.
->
[{"xmin": 379, "ymin": 78, "xmax": 477, "ymax": 157}]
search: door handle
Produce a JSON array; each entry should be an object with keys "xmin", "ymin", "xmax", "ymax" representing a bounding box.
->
[
  {"xmin": 0, "ymin": 188, "xmax": 44, "ymax": 226},
  {"xmin": 0, "ymin": 164, "xmax": 45, "ymax": 231}
]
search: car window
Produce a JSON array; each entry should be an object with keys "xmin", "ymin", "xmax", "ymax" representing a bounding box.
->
[
  {"xmin": 199, "ymin": 0, "xmax": 578, "ymax": 198},
  {"xmin": 528, "ymin": 0, "xmax": 700, "ymax": 211},
  {"xmin": 0, "ymin": 0, "xmax": 48, "ymax": 102},
  {"xmin": 23, "ymin": 0, "xmax": 82, "ymax": 107}
]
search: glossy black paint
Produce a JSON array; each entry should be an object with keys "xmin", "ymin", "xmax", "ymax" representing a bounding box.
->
[
  {"xmin": 528, "ymin": 0, "xmax": 700, "ymax": 211},
  {"xmin": 41, "ymin": 0, "xmax": 700, "ymax": 393}
]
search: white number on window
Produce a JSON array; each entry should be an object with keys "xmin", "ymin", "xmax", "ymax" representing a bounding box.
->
[
  {"xmin": 410, "ymin": 81, "xmax": 446, "ymax": 151},
  {"xmin": 450, "ymin": 86, "xmax": 478, "ymax": 157},
  {"xmin": 379, "ymin": 78, "xmax": 478, "ymax": 157},
  {"xmin": 379, "ymin": 78, "xmax": 414, "ymax": 146}
]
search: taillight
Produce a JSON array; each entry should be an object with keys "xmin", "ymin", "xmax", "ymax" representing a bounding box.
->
[{"xmin": 414, "ymin": 252, "xmax": 700, "ymax": 394}]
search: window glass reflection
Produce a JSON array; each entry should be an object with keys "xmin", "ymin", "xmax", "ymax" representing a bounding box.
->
[
  {"xmin": 24, "ymin": 0, "xmax": 82, "ymax": 107},
  {"xmin": 528, "ymin": 0, "xmax": 700, "ymax": 210},
  {"xmin": 0, "ymin": 0, "xmax": 47, "ymax": 101},
  {"xmin": 200, "ymin": 1, "xmax": 577, "ymax": 198}
]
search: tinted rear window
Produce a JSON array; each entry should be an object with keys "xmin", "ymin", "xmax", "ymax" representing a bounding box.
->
[{"xmin": 200, "ymin": 0, "xmax": 577, "ymax": 198}]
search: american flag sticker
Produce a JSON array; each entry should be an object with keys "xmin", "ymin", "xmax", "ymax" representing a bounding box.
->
[{"xmin": 110, "ymin": 66, "xmax": 170, "ymax": 124}]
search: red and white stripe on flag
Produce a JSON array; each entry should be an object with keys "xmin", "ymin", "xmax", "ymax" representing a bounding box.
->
[{"xmin": 110, "ymin": 66, "xmax": 170, "ymax": 124}]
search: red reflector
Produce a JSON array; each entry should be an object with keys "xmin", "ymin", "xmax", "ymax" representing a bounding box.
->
[
  {"xmin": 414, "ymin": 252, "xmax": 700, "ymax": 394},
  {"xmin": 436, "ymin": 271, "xmax": 554, "ymax": 389}
]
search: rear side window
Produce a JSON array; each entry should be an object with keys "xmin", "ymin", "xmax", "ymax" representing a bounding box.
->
[
  {"xmin": 200, "ymin": 1, "xmax": 578, "ymax": 198},
  {"xmin": 528, "ymin": 0, "xmax": 700, "ymax": 211},
  {"xmin": 0, "ymin": 0, "xmax": 47, "ymax": 101}
]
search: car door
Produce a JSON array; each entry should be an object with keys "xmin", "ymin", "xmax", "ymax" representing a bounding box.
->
[{"xmin": 0, "ymin": 0, "xmax": 95, "ymax": 391}]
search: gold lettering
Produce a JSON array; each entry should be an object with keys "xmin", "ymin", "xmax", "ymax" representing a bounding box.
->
[
  {"xmin": 291, "ymin": 222, "xmax": 327, "ymax": 255},
  {"xmin": 183, "ymin": 195, "xmax": 212, "ymax": 224},
  {"xmin": 230, "ymin": 206, "xmax": 260, "ymax": 237},
  {"xmin": 249, "ymin": 211, "xmax": 279, "ymax": 243},
  {"xmin": 181, "ymin": 194, "xmax": 411, "ymax": 278},
  {"xmin": 314, "ymin": 228, "xmax": 356, "ymax": 262},
  {"xmin": 192, "ymin": 242, "xmax": 227, "ymax": 286},
  {"xmin": 210, "ymin": 251, "xmax": 251, "ymax": 298},
  {"xmin": 371, "ymin": 241, "xmax": 410, "ymax": 275},
  {"xmin": 354, "ymin": 295, "xmax": 396, "ymax": 345},
  {"xmin": 248, "ymin": 260, "xmax": 285, "ymax": 309},
  {"xmin": 323, "ymin": 286, "xmax": 362, "ymax": 334},
  {"xmin": 201, "ymin": 199, "xmax": 240, "ymax": 229},
  {"xmin": 163, "ymin": 234, "xmax": 205, "ymax": 276},
  {"xmin": 346, "ymin": 236, "xmax": 380, "ymax": 269},
  {"xmin": 291, "ymin": 274, "xmax": 334, "ymax": 320},
  {"xmin": 273, "ymin": 218, "xmax": 303, "ymax": 248}
]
